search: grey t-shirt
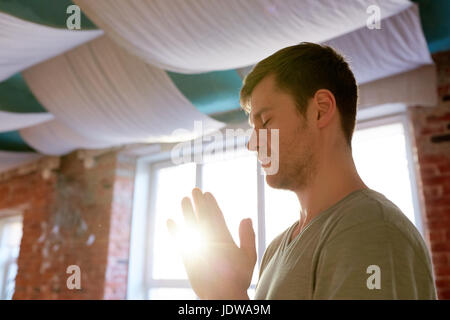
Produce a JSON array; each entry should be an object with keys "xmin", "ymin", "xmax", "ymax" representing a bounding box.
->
[{"xmin": 254, "ymin": 188, "xmax": 437, "ymax": 299}]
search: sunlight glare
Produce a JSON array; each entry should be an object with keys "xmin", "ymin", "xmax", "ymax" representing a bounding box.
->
[{"xmin": 176, "ymin": 222, "xmax": 206, "ymax": 257}]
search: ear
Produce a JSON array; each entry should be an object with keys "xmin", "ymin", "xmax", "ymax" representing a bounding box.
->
[{"xmin": 313, "ymin": 89, "xmax": 336, "ymax": 129}]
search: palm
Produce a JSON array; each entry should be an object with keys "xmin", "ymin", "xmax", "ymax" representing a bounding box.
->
[{"xmin": 167, "ymin": 188, "xmax": 256, "ymax": 300}]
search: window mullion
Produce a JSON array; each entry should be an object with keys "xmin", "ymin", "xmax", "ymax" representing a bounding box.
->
[
  {"xmin": 196, "ymin": 162, "xmax": 203, "ymax": 190},
  {"xmin": 145, "ymin": 164, "xmax": 159, "ymax": 298},
  {"xmin": 256, "ymin": 160, "xmax": 266, "ymax": 269}
]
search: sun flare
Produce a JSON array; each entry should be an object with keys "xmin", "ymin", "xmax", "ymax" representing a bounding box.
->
[{"xmin": 175, "ymin": 223, "xmax": 206, "ymax": 257}]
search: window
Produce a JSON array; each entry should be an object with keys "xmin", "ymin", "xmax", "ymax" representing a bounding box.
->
[
  {"xmin": 0, "ymin": 214, "xmax": 23, "ymax": 300},
  {"xmin": 352, "ymin": 115, "xmax": 422, "ymax": 230},
  {"xmin": 146, "ymin": 150, "xmax": 259, "ymax": 299},
  {"xmin": 130, "ymin": 113, "xmax": 422, "ymax": 299}
]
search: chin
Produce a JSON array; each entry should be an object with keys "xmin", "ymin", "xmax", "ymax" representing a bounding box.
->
[
  {"xmin": 265, "ymin": 169, "xmax": 299, "ymax": 191},
  {"xmin": 265, "ymin": 172, "xmax": 284, "ymax": 189}
]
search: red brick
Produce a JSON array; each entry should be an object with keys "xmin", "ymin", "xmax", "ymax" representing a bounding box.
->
[
  {"xmin": 429, "ymin": 230, "xmax": 446, "ymax": 244},
  {"xmin": 432, "ymin": 253, "xmax": 448, "ymax": 265},
  {"xmin": 434, "ymin": 265, "xmax": 450, "ymax": 277},
  {"xmin": 425, "ymin": 197, "xmax": 450, "ymax": 208},
  {"xmin": 438, "ymin": 290, "xmax": 450, "ymax": 300},
  {"xmin": 420, "ymin": 166, "xmax": 439, "ymax": 178},
  {"xmin": 425, "ymin": 113, "xmax": 450, "ymax": 123},
  {"xmin": 419, "ymin": 154, "xmax": 448, "ymax": 165},
  {"xmin": 420, "ymin": 127, "xmax": 445, "ymax": 135},
  {"xmin": 423, "ymin": 175, "xmax": 449, "ymax": 186}
]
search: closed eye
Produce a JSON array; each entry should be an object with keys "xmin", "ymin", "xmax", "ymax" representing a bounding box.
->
[{"xmin": 262, "ymin": 119, "xmax": 271, "ymax": 128}]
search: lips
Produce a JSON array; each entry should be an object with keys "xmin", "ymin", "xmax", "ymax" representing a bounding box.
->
[
  {"xmin": 259, "ymin": 158, "xmax": 271, "ymax": 168},
  {"xmin": 262, "ymin": 163, "xmax": 272, "ymax": 170}
]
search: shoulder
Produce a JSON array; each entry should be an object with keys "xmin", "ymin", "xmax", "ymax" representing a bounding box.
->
[
  {"xmin": 330, "ymin": 189, "xmax": 418, "ymax": 237},
  {"xmin": 314, "ymin": 190, "xmax": 436, "ymax": 298},
  {"xmin": 323, "ymin": 189, "xmax": 432, "ymax": 268}
]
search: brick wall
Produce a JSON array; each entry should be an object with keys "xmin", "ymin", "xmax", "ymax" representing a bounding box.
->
[
  {"xmin": 0, "ymin": 159, "xmax": 58, "ymax": 299},
  {"xmin": 409, "ymin": 50, "xmax": 450, "ymax": 299},
  {"xmin": 0, "ymin": 150, "xmax": 136, "ymax": 299}
]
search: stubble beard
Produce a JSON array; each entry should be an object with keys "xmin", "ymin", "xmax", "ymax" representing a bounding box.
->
[
  {"xmin": 266, "ymin": 147, "xmax": 316, "ymax": 192},
  {"xmin": 265, "ymin": 121, "xmax": 317, "ymax": 192}
]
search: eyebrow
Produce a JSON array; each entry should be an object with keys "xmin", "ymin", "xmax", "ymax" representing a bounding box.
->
[{"xmin": 248, "ymin": 106, "xmax": 272, "ymax": 126}]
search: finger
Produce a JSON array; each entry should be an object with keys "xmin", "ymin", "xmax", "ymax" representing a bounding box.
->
[
  {"xmin": 203, "ymin": 192, "xmax": 224, "ymax": 222},
  {"xmin": 239, "ymin": 218, "xmax": 257, "ymax": 266},
  {"xmin": 203, "ymin": 192, "xmax": 234, "ymax": 243},
  {"xmin": 181, "ymin": 197, "xmax": 196, "ymax": 226},
  {"xmin": 192, "ymin": 188, "xmax": 208, "ymax": 222}
]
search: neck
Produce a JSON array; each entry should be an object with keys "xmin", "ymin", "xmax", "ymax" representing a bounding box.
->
[{"xmin": 294, "ymin": 146, "xmax": 368, "ymax": 231}]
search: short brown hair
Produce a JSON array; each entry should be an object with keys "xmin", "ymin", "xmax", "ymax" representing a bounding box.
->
[{"xmin": 240, "ymin": 42, "xmax": 358, "ymax": 147}]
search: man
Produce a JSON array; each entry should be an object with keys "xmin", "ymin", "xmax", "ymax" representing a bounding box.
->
[{"xmin": 167, "ymin": 42, "xmax": 437, "ymax": 299}]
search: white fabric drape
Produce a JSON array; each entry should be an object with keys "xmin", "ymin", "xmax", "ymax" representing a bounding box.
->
[
  {"xmin": 0, "ymin": 151, "xmax": 42, "ymax": 173},
  {"xmin": 74, "ymin": 0, "xmax": 411, "ymax": 73},
  {"xmin": 20, "ymin": 119, "xmax": 116, "ymax": 156},
  {"xmin": 237, "ymin": 4, "xmax": 435, "ymax": 108},
  {"xmin": 324, "ymin": 4, "xmax": 432, "ymax": 84},
  {"xmin": 0, "ymin": 0, "xmax": 437, "ymax": 161},
  {"xmin": 0, "ymin": 111, "xmax": 53, "ymax": 132},
  {"xmin": 21, "ymin": 36, "xmax": 225, "ymax": 155},
  {"xmin": 0, "ymin": 12, "xmax": 102, "ymax": 82}
]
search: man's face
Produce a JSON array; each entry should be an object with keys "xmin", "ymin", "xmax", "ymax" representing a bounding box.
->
[{"xmin": 248, "ymin": 74, "xmax": 318, "ymax": 191}]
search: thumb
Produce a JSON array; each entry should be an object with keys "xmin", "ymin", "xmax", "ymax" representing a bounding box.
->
[{"xmin": 239, "ymin": 218, "xmax": 257, "ymax": 265}]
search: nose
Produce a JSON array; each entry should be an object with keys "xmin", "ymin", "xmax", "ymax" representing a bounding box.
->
[{"xmin": 246, "ymin": 129, "xmax": 258, "ymax": 152}]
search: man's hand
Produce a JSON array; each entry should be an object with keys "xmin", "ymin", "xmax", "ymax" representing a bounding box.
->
[{"xmin": 166, "ymin": 188, "xmax": 257, "ymax": 300}]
